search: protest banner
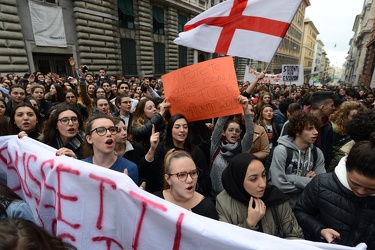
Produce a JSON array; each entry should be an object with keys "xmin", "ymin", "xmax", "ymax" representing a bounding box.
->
[
  {"xmin": 243, "ymin": 65, "xmax": 304, "ymax": 86},
  {"xmin": 162, "ymin": 57, "xmax": 242, "ymax": 122},
  {"xmin": 0, "ymin": 136, "xmax": 367, "ymax": 250},
  {"xmin": 282, "ymin": 64, "xmax": 300, "ymax": 82}
]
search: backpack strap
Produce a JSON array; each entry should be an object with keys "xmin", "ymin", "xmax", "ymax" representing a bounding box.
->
[
  {"xmin": 285, "ymin": 147, "xmax": 293, "ymax": 169},
  {"xmin": 312, "ymin": 145, "xmax": 318, "ymax": 170}
]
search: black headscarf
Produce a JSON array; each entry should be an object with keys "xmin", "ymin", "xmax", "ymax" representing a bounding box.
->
[{"xmin": 222, "ymin": 153, "xmax": 289, "ymax": 207}]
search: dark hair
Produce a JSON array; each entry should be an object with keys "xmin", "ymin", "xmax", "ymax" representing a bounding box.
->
[
  {"xmin": 0, "ymin": 99, "xmax": 8, "ymax": 117},
  {"xmin": 94, "ymin": 97, "xmax": 109, "ymax": 107},
  {"xmin": 115, "ymin": 94, "xmax": 130, "ymax": 107},
  {"xmin": 287, "ymin": 111, "xmax": 320, "ymax": 138},
  {"xmin": 40, "ymin": 104, "xmax": 83, "ymax": 146},
  {"xmin": 50, "ymin": 83, "xmax": 65, "ymax": 103},
  {"xmin": 0, "ymin": 218, "xmax": 77, "ymax": 250},
  {"xmin": 94, "ymin": 87, "xmax": 105, "ymax": 98},
  {"xmin": 165, "ymin": 114, "xmax": 195, "ymax": 155},
  {"xmin": 0, "ymin": 116, "xmax": 9, "ymax": 136},
  {"xmin": 279, "ymin": 98, "xmax": 296, "ymax": 116},
  {"xmin": 345, "ymin": 89, "xmax": 360, "ymax": 100},
  {"xmin": 63, "ymin": 89, "xmax": 77, "ymax": 100},
  {"xmin": 83, "ymin": 114, "xmax": 114, "ymax": 158},
  {"xmin": 9, "ymin": 103, "xmax": 43, "ymax": 135},
  {"xmin": 345, "ymin": 110, "xmax": 375, "ymax": 142},
  {"xmin": 309, "ymin": 91, "xmax": 336, "ymax": 110},
  {"xmin": 346, "ymin": 132, "xmax": 375, "ymax": 178},
  {"xmin": 9, "ymin": 84, "xmax": 25, "ymax": 94}
]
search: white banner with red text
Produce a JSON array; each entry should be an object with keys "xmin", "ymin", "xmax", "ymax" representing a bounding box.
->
[
  {"xmin": 0, "ymin": 136, "xmax": 366, "ymax": 250},
  {"xmin": 244, "ymin": 65, "xmax": 304, "ymax": 86}
]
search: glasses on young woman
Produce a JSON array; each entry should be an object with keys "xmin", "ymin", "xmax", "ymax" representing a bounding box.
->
[
  {"xmin": 58, "ymin": 117, "xmax": 79, "ymax": 125},
  {"xmin": 90, "ymin": 126, "xmax": 118, "ymax": 136},
  {"xmin": 227, "ymin": 128, "xmax": 242, "ymax": 133},
  {"xmin": 167, "ymin": 169, "xmax": 199, "ymax": 182}
]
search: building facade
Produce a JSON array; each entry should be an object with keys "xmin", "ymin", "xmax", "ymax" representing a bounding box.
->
[
  {"xmin": 345, "ymin": 0, "xmax": 375, "ymax": 86},
  {"xmin": 300, "ymin": 18, "xmax": 319, "ymax": 84},
  {"xmin": 2, "ymin": 0, "xmax": 327, "ymax": 85}
]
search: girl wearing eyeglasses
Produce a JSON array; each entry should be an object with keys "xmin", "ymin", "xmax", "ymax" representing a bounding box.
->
[
  {"xmin": 82, "ymin": 115, "xmax": 138, "ymax": 185},
  {"xmin": 140, "ymin": 114, "xmax": 211, "ymax": 196},
  {"xmin": 210, "ymin": 95, "xmax": 254, "ymax": 198},
  {"xmin": 40, "ymin": 104, "xmax": 85, "ymax": 159},
  {"xmin": 154, "ymin": 149, "xmax": 218, "ymax": 220}
]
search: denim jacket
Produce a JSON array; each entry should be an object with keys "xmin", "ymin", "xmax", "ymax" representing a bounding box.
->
[{"xmin": 0, "ymin": 199, "xmax": 35, "ymax": 222}]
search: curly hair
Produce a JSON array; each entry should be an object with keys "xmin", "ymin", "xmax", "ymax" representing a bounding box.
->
[
  {"xmin": 345, "ymin": 110, "xmax": 375, "ymax": 142},
  {"xmin": 329, "ymin": 101, "xmax": 366, "ymax": 136},
  {"xmin": 287, "ymin": 111, "xmax": 320, "ymax": 138}
]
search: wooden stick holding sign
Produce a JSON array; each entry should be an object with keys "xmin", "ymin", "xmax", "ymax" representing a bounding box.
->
[{"xmin": 162, "ymin": 57, "xmax": 242, "ymax": 122}]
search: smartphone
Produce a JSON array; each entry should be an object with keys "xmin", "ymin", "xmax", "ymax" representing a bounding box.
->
[{"xmin": 82, "ymin": 65, "xmax": 89, "ymax": 74}]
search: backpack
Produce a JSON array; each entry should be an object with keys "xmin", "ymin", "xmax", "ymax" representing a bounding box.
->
[{"xmin": 263, "ymin": 145, "xmax": 318, "ymax": 182}]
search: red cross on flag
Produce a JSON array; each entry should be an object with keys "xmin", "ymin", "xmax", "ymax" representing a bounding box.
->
[{"xmin": 174, "ymin": 0, "xmax": 302, "ymax": 63}]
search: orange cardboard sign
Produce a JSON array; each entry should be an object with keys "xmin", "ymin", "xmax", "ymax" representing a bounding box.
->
[{"xmin": 162, "ymin": 56, "xmax": 242, "ymax": 122}]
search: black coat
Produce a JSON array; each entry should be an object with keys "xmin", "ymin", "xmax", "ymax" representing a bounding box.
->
[{"xmin": 294, "ymin": 172, "xmax": 375, "ymax": 248}]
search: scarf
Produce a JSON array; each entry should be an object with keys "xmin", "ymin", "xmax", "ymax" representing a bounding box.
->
[
  {"xmin": 222, "ymin": 153, "xmax": 289, "ymax": 207},
  {"xmin": 220, "ymin": 137, "xmax": 242, "ymax": 161},
  {"xmin": 54, "ymin": 130, "xmax": 84, "ymax": 156}
]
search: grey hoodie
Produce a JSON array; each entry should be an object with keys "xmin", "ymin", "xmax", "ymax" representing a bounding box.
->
[{"xmin": 269, "ymin": 135, "xmax": 326, "ymax": 208}]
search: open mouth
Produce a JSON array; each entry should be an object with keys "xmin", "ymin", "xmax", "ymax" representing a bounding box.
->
[
  {"xmin": 105, "ymin": 139, "xmax": 114, "ymax": 146},
  {"xmin": 186, "ymin": 186, "xmax": 194, "ymax": 191}
]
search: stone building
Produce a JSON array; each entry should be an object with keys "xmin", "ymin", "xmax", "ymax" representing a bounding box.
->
[
  {"xmin": 300, "ymin": 18, "xmax": 319, "ymax": 84},
  {"xmin": 1, "ymin": 0, "xmax": 318, "ymax": 83},
  {"xmin": 345, "ymin": 0, "xmax": 375, "ymax": 86},
  {"xmin": 0, "ymin": 0, "xmax": 212, "ymax": 77}
]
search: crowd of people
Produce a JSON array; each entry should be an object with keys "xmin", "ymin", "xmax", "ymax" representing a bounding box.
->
[{"xmin": 1, "ymin": 58, "xmax": 375, "ymax": 248}]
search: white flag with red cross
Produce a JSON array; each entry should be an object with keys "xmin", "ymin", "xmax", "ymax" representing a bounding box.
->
[{"xmin": 174, "ymin": 0, "xmax": 302, "ymax": 62}]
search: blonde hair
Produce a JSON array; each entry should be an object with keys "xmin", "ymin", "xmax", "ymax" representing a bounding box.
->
[
  {"xmin": 330, "ymin": 101, "xmax": 367, "ymax": 136},
  {"xmin": 163, "ymin": 149, "xmax": 193, "ymax": 189}
]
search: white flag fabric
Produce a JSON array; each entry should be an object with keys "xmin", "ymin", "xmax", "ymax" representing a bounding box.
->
[
  {"xmin": 174, "ymin": 0, "xmax": 301, "ymax": 62},
  {"xmin": 0, "ymin": 136, "xmax": 367, "ymax": 250},
  {"xmin": 29, "ymin": 1, "xmax": 67, "ymax": 47}
]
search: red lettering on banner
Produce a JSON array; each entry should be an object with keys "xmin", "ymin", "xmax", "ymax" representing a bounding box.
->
[
  {"xmin": 59, "ymin": 233, "xmax": 76, "ymax": 242},
  {"xmin": 130, "ymin": 191, "xmax": 168, "ymax": 250},
  {"xmin": 56, "ymin": 164, "xmax": 80, "ymax": 229},
  {"xmin": 92, "ymin": 236, "xmax": 124, "ymax": 250},
  {"xmin": 173, "ymin": 213, "xmax": 184, "ymax": 250},
  {"xmin": 40, "ymin": 159, "xmax": 56, "ymax": 211},
  {"xmin": 0, "ymin": 146, "xmax": 10, "ymax": 165},
  {"xmin": 89, "ymin": 173, "xmax": 117, "ymax": 230},
  {"xmin": 22, "ymin": 153, "xmax": 39, "ymax": 202}
]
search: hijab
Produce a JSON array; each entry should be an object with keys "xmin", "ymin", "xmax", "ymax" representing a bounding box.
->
[{"xmin": 222, "ymin": 153, "xmax": 289, "ymax": 207}]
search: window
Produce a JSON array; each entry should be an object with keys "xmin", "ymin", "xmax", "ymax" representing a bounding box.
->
[
  {"xmin": 178, "ymin": 46, "xmax": 187, "ymax": 68},
  {"xmin": 154, "ymin": 42, "xmax": 165, "ymax": 74},
  {"xmin": 153, "ymin": 6, "xmax": 165, "ymax": 35},
  {"xmin": 118, "ymin": 0, "xmax": 136, "ymax": 29},
  {"xmin": 120, "ymin": 38, "xmax": 137, "ymax": 75},
  {"xmin": 178, "ymin": 14, "xmax": 187, "ymax": 33}
]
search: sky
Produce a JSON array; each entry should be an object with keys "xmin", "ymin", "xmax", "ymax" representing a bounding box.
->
[{"xmin": 305, "ymin": 0, "xmax": 365, "ymax": 68}]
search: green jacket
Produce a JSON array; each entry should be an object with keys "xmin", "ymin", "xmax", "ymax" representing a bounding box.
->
[{"xmin": 216, "ymin": 191, "xmax": 303, "ymax": 239}]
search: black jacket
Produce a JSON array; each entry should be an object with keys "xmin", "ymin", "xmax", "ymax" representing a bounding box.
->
[{"xmin": 294, "ymin": 172, "xmax": 375, "ymax": 248}]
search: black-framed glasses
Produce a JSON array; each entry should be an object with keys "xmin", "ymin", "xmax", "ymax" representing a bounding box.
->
[
  {"xmin": 167, "ymin": 170, "xmax": 199, "ymax": 182},
  {"xmin": 58, "ymin": 117, "xmax": 78, "ymax": 125},
  {"xmin": 90, "ymin": 126, "xmax": 118, "ymax": 136}
]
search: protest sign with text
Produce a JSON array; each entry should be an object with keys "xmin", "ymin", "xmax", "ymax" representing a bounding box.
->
[
  {"xmin": 162, "ymin": 57, "xmax": 242, "ymax": 122},
  {"xmin": 243, "ymin": 65, "xmax": 304, "ymax": 86},
  {"xmin": 0, "ymin": 136, "xmax": 367, "ymax": 250}
]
